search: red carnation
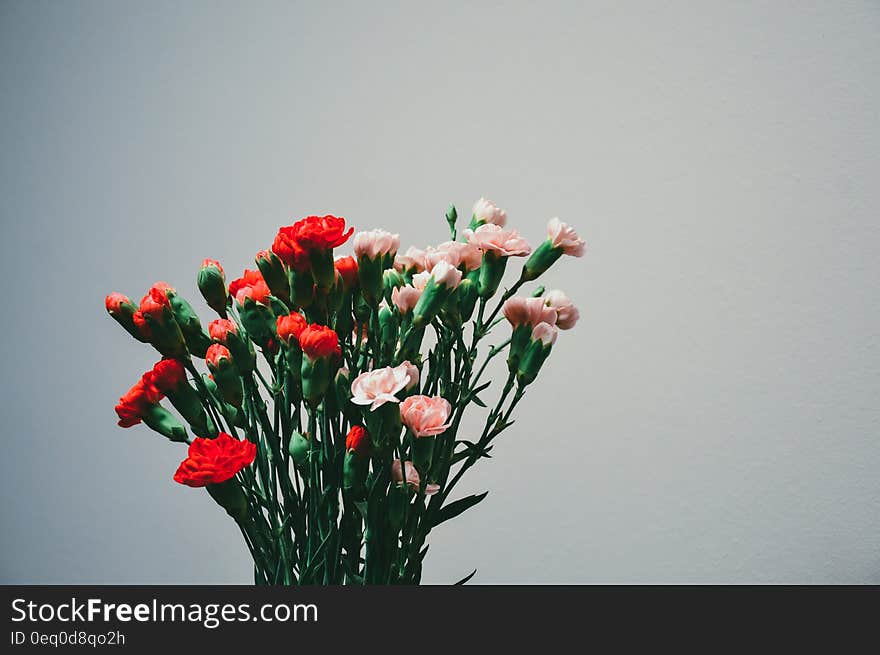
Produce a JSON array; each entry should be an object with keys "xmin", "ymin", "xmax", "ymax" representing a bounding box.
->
[
  {"xmin": 139, "ymin": 282, "xmax": 172, "ymax": 321},
  {"xmin": 272, "ymin": 227, "xmax": 310, "ymax": 271},
  {"xmin": 298, "ymin": 324, "xmax": 341, "ymax": 360},
  {"xmin": 208, "ymin": 318, "xmax": 238, "ymax": 343},
  {"xmin": 334, "ymin": 256, "xmax": 359, "ymax": 288},
  {"xmin": 290, "ymin": 215, "xmax": 354, "ymax": 251},
  {"xmin": 345, "ymin": 425, "xmax": 369, "ymax": 456},
  {"xmin": 276, "ymin": 313, "xmax": 308, "ymax": 346},
  {"xmin": 145, "ymin": 359, "xmax": 187, "ymax": 394},
  {"xmin": 173, "ymin": 432, "xmax": 257, "ymax": 487},
  {"xmin": 229, "ymin": 269, "xmax": 271, "ymax": 305},
  {"xmin": 115, "ymin": 378, "xmax": 163, "ymax": 428}
]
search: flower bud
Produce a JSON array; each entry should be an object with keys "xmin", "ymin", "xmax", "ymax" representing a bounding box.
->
[
  {"xmin": 288, "ymin": 430, "xmax": 311, "ymax": 476},
  {"xmin": 197, "ymin": 259, "xmax": 228, "ymax": 317},
  {"xmin": 160, "ymin": 283, "xmax": 212, "ymax": 358},
  {"xmin": 255, "ymin": 250, "xmax": 291, "ymax": 306},
  {"xmin": 334, "ymin": 256, "xmax": 359, "ymax": 289},
  {"xmin": 522, "ymin": 218, "xmax": 585, "ymax": 281},
  {"xmin": 206, "ymin": 344, "xmax": 243, "ymax": 406},
  {"xmin": 105, "ymin": 292, "xmax": 150, "ymax": 342},
  {"xmin": 411, "ymin": 261, "xmax": 462, "ymax": 329},
  {"xmin": 343, "ymin": 425, "xmax": 370, "ymax": 492},
  {"xmin": 299, "ymin": 324, "xmax": 341, "ymax": 403},
  {"xmin": 146, "ymin": 359, "xmax": 216, "ymax": 437},
  {"xmin": 517, "ymin": 322, "xmax": 557, "ymax": 386},
  {"xmin": 139, "ymin": 284, "xmax": 188, "ymax": 359},
  {"xmin": 470, "ymin": 197, "xmax": 507, "ymax": 228}
]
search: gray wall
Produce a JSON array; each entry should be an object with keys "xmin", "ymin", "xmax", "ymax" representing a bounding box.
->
[{"xmin": 1, "ymin": 1, "xmax": 878, "ymax": 583}]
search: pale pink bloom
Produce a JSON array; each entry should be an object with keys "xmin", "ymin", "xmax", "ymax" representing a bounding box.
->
[
  {"xmin": 393, "ymin": 246, "xmax": 428, "ymax": 273},
  {"xmin": 545, "ymin": 289, "xmax": 579, "ymax": 330},
  {"xmin": 350, "ymin": 363, "xmax": 413, "ymax": 410},
  {"xmin": 472, "ymin": 197, "xmax": 507, "ymax": 227},
  {"xmin": 427, "ymin": 260, "xmax": 462, "ymax": 289},
  {"xmin": 531, "ymin": 321, "xmax": 558, "ymax": 346},
  {"xmin": 411, "ymin": 271, "xmax": 431, "ymax": 291},
  {"xmin": 464, "ymin": 224, "xmax": 531, "ymax": 257},
  {"xmin": 546, "ymin": 218, "xmax": 585, "ymax": 256},
  {"xmin": 391, "ymin": 285, "xmax": 422, "ymax": 314},
  {"xmin": 399, "ymin": 395, "xmax": 452, "ymax": 437},
  {"xmin": 502, "ymin": 296, "xmax": 558, "ymax": 328},
  {"xmin": 426, "ymin": 241, "xmax": 482, "ymax": 271},
  {"xmin": 391, "ymin": 460, "xmax": 440, "ymax": 495},
  {"xmin": 353, "ymin": 229, "xmax": 400, "ymax": 260},
  {"xmin": 401, "ymin": 360, "xmax": 420, "ymax": 390}
]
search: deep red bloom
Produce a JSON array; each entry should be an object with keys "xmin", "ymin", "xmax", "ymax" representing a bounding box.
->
[
  {"xmin": 276, "ymin": 313, "xmax": 308, "ymax": 345},
  {"xmin": 271, "ymin": 227, "xmax": 309, "ymax": 271},
  {"xmin": 200, "ymin": 258, "xmax": 225, "ymax": 276},
  {"xmin": 173, "ymin": 432, "xmax": 257, "ymax": 487},
  {"xmin": 345, "ymin": 425, "xmax": 369, "ymax": 456},
  {"xmin": 334, "ymin": 256, "xmax": 359, "ymax": 288},
  {"xmin": 208, "ymin": 318, "xmax": 238, "ymax": 343},
  {"xmin": 290, "ymin": 215, "xmax": 354, "ymax": 251},
  {"xmin": 139, "ymin": 282, "xmax": 173, "ymax": 320},
  {"xmin": 146, "ymin": 359, "xmax": 187, "ymax": 394},
  {"xmin": 298, "ymin": 324, "xmax": 341, "ymax": 360},
  {"xmin": 229, "ymin": 269, "xmax": 271, "ymax": 305},
  {"xmin": 115, "ymin": 378, "xmax": 163, "ymax": 428}
]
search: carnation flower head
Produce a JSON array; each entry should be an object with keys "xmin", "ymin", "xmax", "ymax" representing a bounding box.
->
[
  {"xmin": 464, "ymin": 224, "xmax": 531, "ymax": 257},
  {"xmin": 298, "ymin": 324, "xmax": 341, "ymax": 360},
  {"xmin": 173, "ymin": 432, "xmax": 257, "ymax": 487}
]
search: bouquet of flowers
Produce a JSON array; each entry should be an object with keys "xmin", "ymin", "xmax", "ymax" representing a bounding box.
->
[{"xmin": 105, "ymin": 199, "xmax": 584, "ymax": 585}]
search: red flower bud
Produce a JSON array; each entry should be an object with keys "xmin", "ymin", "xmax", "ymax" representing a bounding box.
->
[
  {"xmin": 131, "ymin": 311, "xmax": 153, "ymax": 340},
  {"xmin": 298, "ymin": 324, "xmax": 341, "ymax": 360},
  {"xmin": 115, "ymin": 378, "xmax": 163, "ymax": 428},
  {"xmin": 334, "ymin": 256, "xmax": 359, "ymax": 288},
  {"xmin": 345, "ymin": 425, "xmax": 369, "ymax": 456},
  {"xmin": 173, "ymin": 432, "xmax": 257, "ymax": 487},
  {"xmin": 105, "ymin": 292, "xmax": 132, "ymax": 314},
  {"xmin": 276, "ymin": 313, "xmax": 308, "ymax": 346},
  {"xmin": 208, "ymin": 318, "xmax": 238, "ymax": 343},
  {"xmin": 205, "ymin": 343, "xmax": 233, "ymax": 370},
  {"xmin": 145, "ymin": 359, "xmax": 187, "ymax": 394},
  {"xmin": 139, "ymin": 282, "xmax": 173, "ymax": 321},
  {"xmin": 200, "ymin": 258, "xmax": 225, "ymax": 276}
]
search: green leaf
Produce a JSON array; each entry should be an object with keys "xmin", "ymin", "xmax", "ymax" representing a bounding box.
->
[
  {"xmin": 433, "ymin": 491, "xmax": 489, "ymax": 527},
  {"xmin": 453, "ymin": 569, "xmax": 477, "ymax": 585}
]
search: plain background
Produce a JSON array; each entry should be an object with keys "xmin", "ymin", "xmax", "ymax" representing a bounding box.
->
[{"xmin": 1, "ymin": 1, "xmax": 878, "ymax": 583}]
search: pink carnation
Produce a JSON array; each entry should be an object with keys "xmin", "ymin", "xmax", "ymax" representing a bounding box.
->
[
  {"xmin": 502, "ymin": 296, "xmax": 558, "ymax": 328},
  {"xmin": 391, "ymin": 285, "xmax": 422, "ymax": 314},
  {"xmin": 350, "ymin": 363, "xmax": 412, "ymax": 410},
  {"xmin": 472, "ymin": 197, "xmax": 507, "ymax": 227},
  {"xmin": 391, "ymin": 460, "xmax": 440, "ymax": 495},
  {"xmin": 393, "ymin": 246, "xmax": 428, "ymax": 273},
  {"xmin": 353, "ymin": 229, "xmax": 400, "ymax": 260},
  {"xmin": 464, "ymin": 224, "xmax": 531, "ymax": 257},
  {"xmin": 399, "ymin": 395, "xmax": 452, "ymax": 437},
  {"xmin": 546, "ymin": 218, "xmax": 585, "ymax": 256},
  {"xmin": 545, "ymin": 289, "xmax": 579, "ymax": 330}
]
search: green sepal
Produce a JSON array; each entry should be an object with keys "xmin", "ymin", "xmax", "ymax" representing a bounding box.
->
[
  {"xmin": 141, "ymin": 404, "xmax": 188, "ymax": 443},
  {"xmin": 290, "ymin": 268, "xmax": 315, "ymax": 308},
  {"xmin": 226, "ymin": 330, "xmax": 257, "ymax": 374},
  {"xmin": 412, "ymin": 435, "xmax": 435, "ymax": 474},
  {"xmin": 456, "ymin": 275, "xmax": 478, "ymax": 322},
  {"xmin": 167, "ymin": 291, "xmax": 210, "ymax": 357},
  {"xmin": 382, "ymin": 269, "xmax": 404, "ymax": 305},
  {"xmin": 309, "ymin": 248, "xmax": 335, "ymax": 292},
  {"xmin": 288, "ymin": 430, "xmax": 310, "ymax": 475},
  {"xmin": 166, "ymin": 382, "xmax": 216, "ymax": 438},
  {"xmin": 522, "ymin": 240, "xmax": 563, "ymax": 282},
  {"xmin": 237, "ymin": 297, "xmax": 276, "ymax": 349},
  {"xmin": 357, "ymin": 255, "xmax": 383, "ymax": 306},
  {"xmin": 301, "ymin": 355, "xmax": 332, "ymax": 403},
  {"xmin": 343, "ymin": 450, "xmax": 368, "ymax": 492},
  {"xmin": 256, "ymin": 251, "xmax": 291, "ymax": 305},
  {"xmin": 477, "ymin": 250, "xmax": 508, "ymax": 299},
  {"xmin": 378, "ymin": 305, "xmax": 399, "ymax": 361},
  {"xmin": 206, "ymin": 478, "xmax": 249, "ymax": 522},
  {"xmin": 107, "ymin": 299, "xmax": 150, "ymax": 343},
  {"xmin": 517, "ymin": 339, "xmax": 553, "ymax": 386},
  {"xmin": 507, "ymin": 324, "xmax": 533, "ymax": 374},
  {"xmin": 197, "ymin": 266, "xmax": 228, "ymax": 317},
  {"xmin": 411, "ymin": 277, "xmax": 453, "ymax": 329}
]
